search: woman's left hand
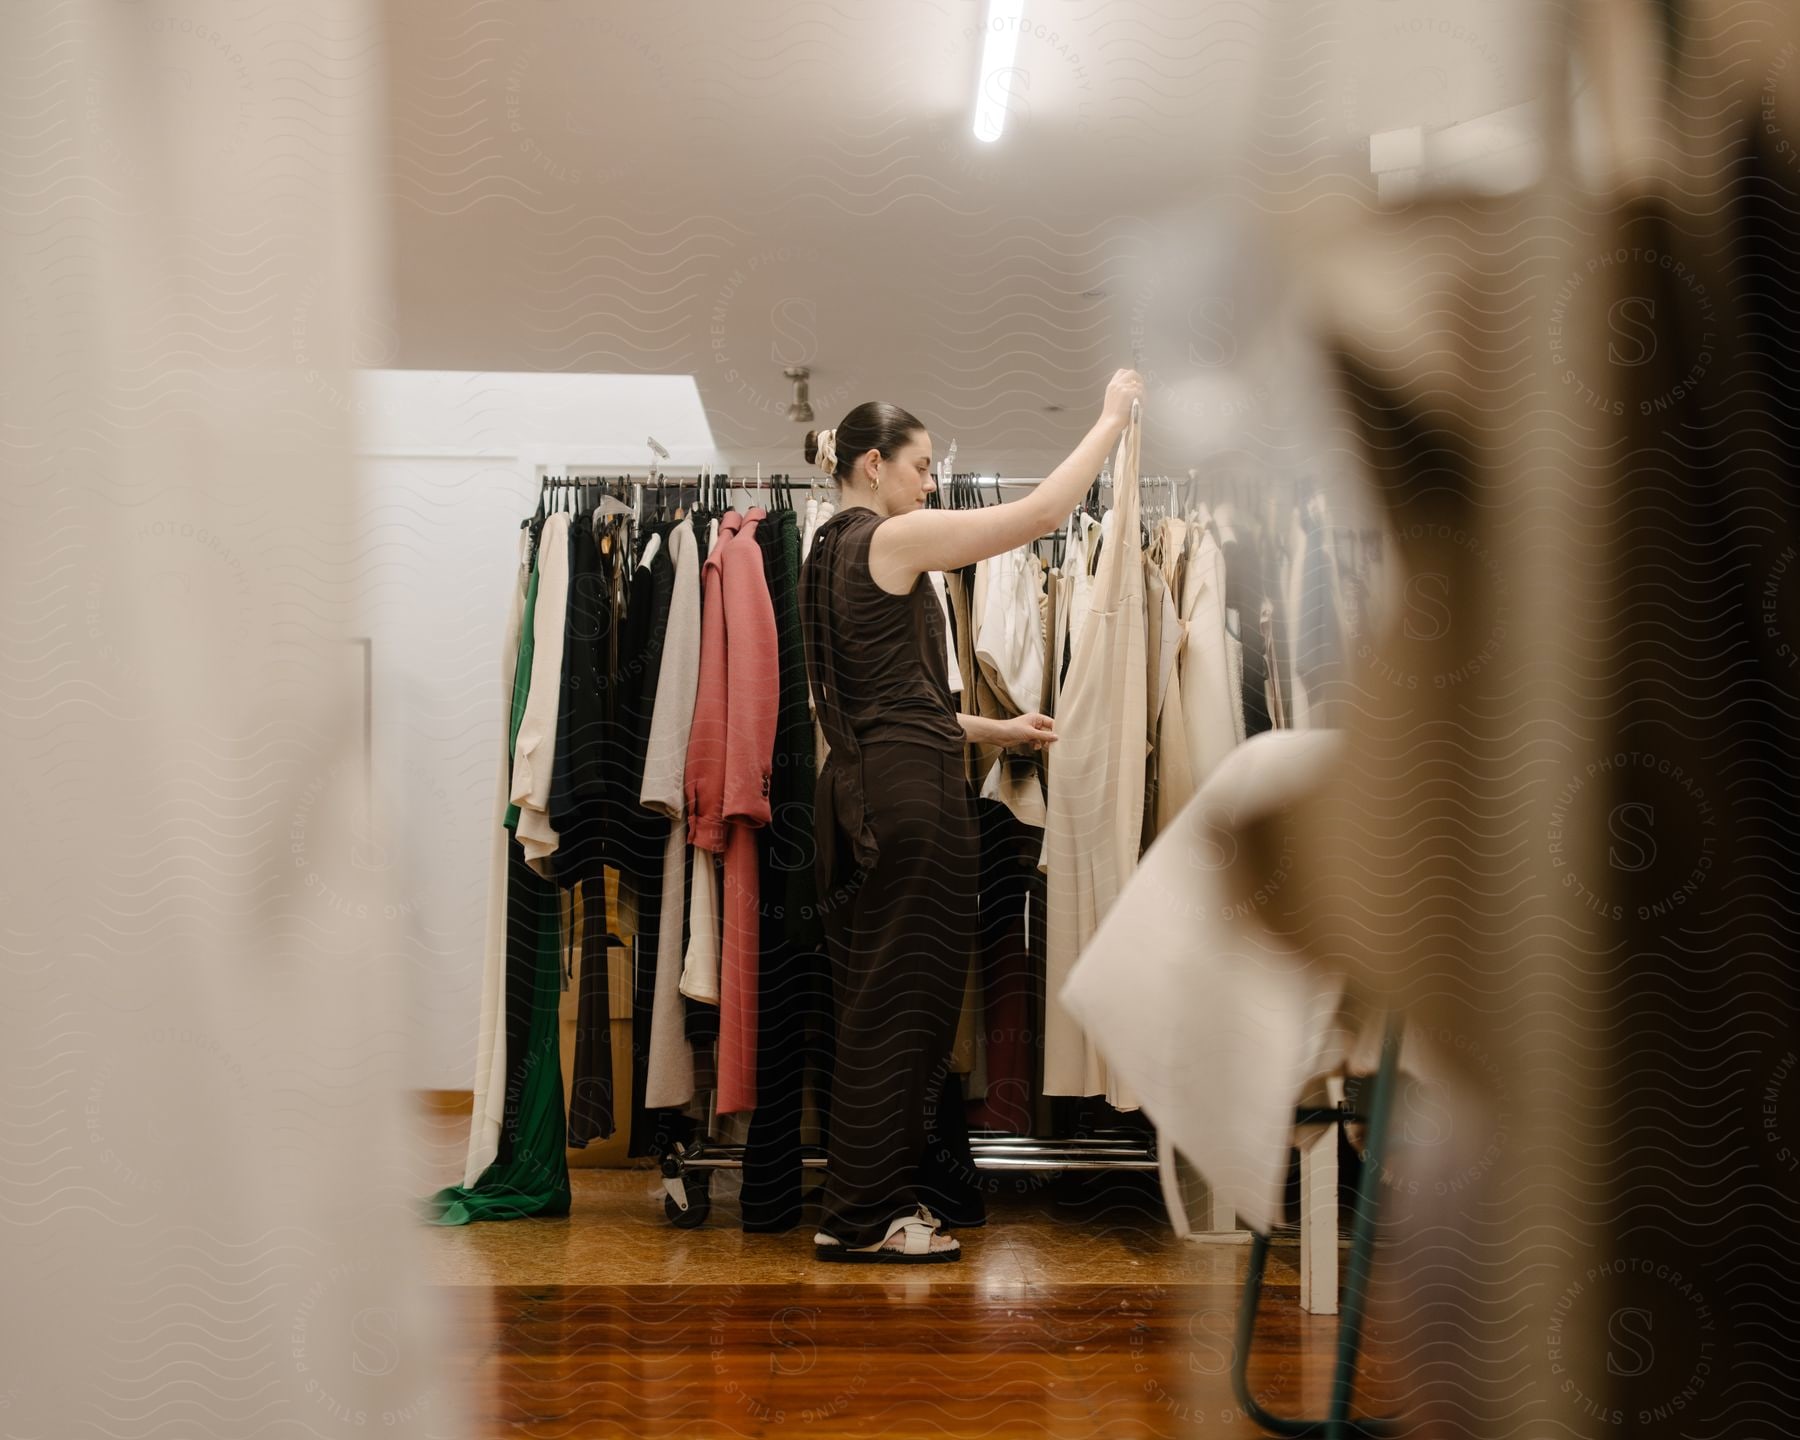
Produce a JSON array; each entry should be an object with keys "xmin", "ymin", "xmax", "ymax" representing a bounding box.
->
[{"xmin": 1004, "ymin": 712, "xmax": 1057, "ymax": 750}]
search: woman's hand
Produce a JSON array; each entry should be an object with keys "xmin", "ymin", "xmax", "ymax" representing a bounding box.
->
[
  {"xmin": 871, "ymin": 366, "xmax": 1144, "ymax": 588},
  {"xmin": 1001, "ymin": 712, "xmax": 1057, "ymax": 750},
  {"xmin": 1100, "ymin": 368, "xmax": 1144, "ymax": 434}
]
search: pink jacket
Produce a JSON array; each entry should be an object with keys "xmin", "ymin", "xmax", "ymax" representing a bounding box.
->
[
  {"xmin": 684, "ymin": 509, "xmax": 779, "ymax": 1115},
  {"xmin": 686, "ymin": 512, "xmax": 741, "ymax": 852}
]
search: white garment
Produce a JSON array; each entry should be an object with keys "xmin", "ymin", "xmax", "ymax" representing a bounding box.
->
[
  {"xmin": 1043, "ymin": 419, "xmax": 1148, "ymax": 1106},
  {"xmin": 1178, "ymin": 528, "xmax": 1237, "ymax": 792},
  {"xmin": 1146, "ymin": 557, "xmax": 1181, "ymax": 736},
  {"xmin": 928, "ymin": 569, "xmax": 964, "ymax": 696},
  {"xmin": 1284, "ymin": 516, "xmax": 1310, "ymax": 728},
  {"xmin": 641, "ymin": 519, "xmax": 701, "ymax": 1105},
  {"xmin": 640, "ymin": 518, "xmax": 702, "ymax": 820},
  {"xmin": 463, "ymin": 526, "xmax": 529, "ymax": 1186},
  {"xmin": 511, "ymin": 512, "xmax": 570, "ymax": 870},
  {"xmin": 1151, "ymin": 517, "xmax": 1197, "ymax": 833},
  {"xmin": 801, "ymin": 497, "xmax": 819, "ymax": 557},
  {"xmin": 802, "ymin": 499, "xmax": 834, "ymax": 561},
  {"xmin": 975, "ymin": 546, "xmax": 1045, "ymax": 715},
  {"xmin": 644, "ymin": 818, "xmax": 696, "ymax": 1106},
  {"xmin": 1063, "ymin": 512, "xmax": 1101, "ymax": 665},
  {"xmin": 1061, "ymin": 730, "xmax": 1350, "ymax": 1234},
  {"xmin": 971, "ymin": 547, "xmax": 1051, "ymax": 830},
  {"xmin": 682, "ymin": 850, "xmax": 721, "ymax": 1003}
]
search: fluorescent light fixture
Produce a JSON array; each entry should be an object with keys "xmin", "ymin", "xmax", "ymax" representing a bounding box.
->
[{"xmin": 973, "ymin": 0, "xmax": 1026, "ymax": 143}]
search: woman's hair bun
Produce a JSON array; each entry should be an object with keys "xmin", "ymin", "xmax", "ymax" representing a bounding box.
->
[{"xmin": 805, "ymin": 403, "xmax": 923, "ymax": 484}]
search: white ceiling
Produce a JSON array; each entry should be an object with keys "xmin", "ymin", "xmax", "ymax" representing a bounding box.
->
[{"xmin": 381, "ymin": 0, "xmax": 1540, "ymax": 474}]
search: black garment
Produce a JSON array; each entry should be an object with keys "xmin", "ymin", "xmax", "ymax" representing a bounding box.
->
[
  {"xmin": 567, "ymin": 879, "xmax": 618, "ymax": 1144},
  {"xmin": 966, "ymin": 797, "xmax": 1038, "ymax": 1136},
  {"xmin": 756, "ymin": 510, "xmax": 821, "ymax": 951},
  {"xmin": 811, "ymin": 741, "xmax": 984, "ymax": 1244},
  {"xmin": 690, "ymin": 512, "xmax": 715, "ymax": 568},
  {"xmin": 802, "ymin": 507, "xmax": 964, "ymax": 760},
  {"xmin": 741, "ymin": 928, "xmax": 813, "ymax": 1230},
  {"xmin": 548, "ymin": 518, "xmax": 616, "ymax": 885},
  {"xmin": 614, "ymin": 527, "xmax": 675, "ymax": 1159},
  {"xmin": 1221, "ymin": 532, "xmax": 1273, "ymax": 738},
  {"xmin": 800, "ymin": 507, "xmax": 983, "ymax": 1245},
  {"xmin": 616, "ymin": 525, "xmax": 676, "ymax": 884},
  {"xmin": 550, "ymin": 518, "xmax": 623, "ymax": 1147},
  {"xmin": 802, "ymin": 507, "xmax": 986, "ymax": 1245},
  {"xmin": 497, "ymin": 839, "xmax": 537, "ymax": 1167},
  {"xmin": 914, "ymin": 1070, "xmax": 984, "ymax": 1224},
  {"xmin": 800, "ymin": 507, "xmax": 963, "ymax": 909},
  {"xmin": 742, "ymin": 510, "xmax": 829, "ymax": 1231}
]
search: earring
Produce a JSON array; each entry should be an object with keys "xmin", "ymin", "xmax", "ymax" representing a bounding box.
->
[{"xmin": 871, "ymin": 466, "xmax": 880, "ymax": 492}]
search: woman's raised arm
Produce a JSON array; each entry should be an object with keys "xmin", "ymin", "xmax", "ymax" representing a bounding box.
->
[{"xmin": 866, "ymin": 369, "xmax": 1144, "ymax": 595}]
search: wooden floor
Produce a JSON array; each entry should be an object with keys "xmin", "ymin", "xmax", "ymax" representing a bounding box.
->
[{"xmin": 421, "ymin": 1119, "xmax": 1375, "ymax": 1438}]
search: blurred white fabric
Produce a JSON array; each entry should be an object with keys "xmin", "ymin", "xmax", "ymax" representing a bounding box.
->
[
  {"xmin": 1061, "ymin": 729, "xmax": 1351, "ymax": 1234},
  {"xmin": 0, "ymin": 3, "xmax": 462, "ymax": 1436}
]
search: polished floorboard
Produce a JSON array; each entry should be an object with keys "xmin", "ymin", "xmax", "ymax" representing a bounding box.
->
[{"xmin": 421, "ymin": 1121, "xmax": 1379, "ymax": 1437}]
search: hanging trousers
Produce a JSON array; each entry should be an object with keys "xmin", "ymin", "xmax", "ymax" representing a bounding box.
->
[
  {"xmin": 817, "ymin": 740, "xmax": 985, "ymax": 1247},
  {"xmin": 967, "ymin": 796, "xmax": 1037, "ymax": 1135},
  {"xmin": 739, "ymin": 929, "xmax": 817, "ymax": 1230},
  {"xmin": 742, "ymin": 510, "xmax": 827, "ymax": 1231},
  {"xmin": 567, "ymin": 880, "xmax": 617, "ymax": 1145}
]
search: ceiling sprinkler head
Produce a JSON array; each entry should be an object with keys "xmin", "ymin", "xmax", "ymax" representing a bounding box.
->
[{"xmin": 784, "ymin": 366, "xmax": 814, "ymax": 424}]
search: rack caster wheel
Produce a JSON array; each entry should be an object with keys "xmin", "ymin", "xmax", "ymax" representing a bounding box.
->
[{"xmin": 663, "ymin": 1172, "xmax": 711, "ymax": 1229}]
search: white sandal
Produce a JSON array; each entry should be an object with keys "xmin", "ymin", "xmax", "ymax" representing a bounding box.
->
[{"xmin": 814, "ymin": 1209, "xmax": 961, "ymax": 1264}]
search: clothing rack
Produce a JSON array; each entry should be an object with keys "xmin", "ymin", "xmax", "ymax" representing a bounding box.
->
[
  {"xmin": 657, "ymin": 1131, "xmax": 1161, "ymax": 1230},
  {"xmin": 532, "ymin": 463, "xmax": 823, "ymax": 524},
  {"xmin": 502, "ymin": 467, "xmax": 1156, "ymax": 1229},
  {"xmin": 519, "ymin": 459, "xmax": 1333, "ymax": 1241},
  {"xmin": 636, "ymin": 456, "xmax": 1168, "ymax": 1227}
]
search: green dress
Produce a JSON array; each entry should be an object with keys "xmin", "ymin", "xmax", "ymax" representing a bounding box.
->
[{"xmin": 427, "ymin": 542, "xmax": 573, "ymax": 1225}]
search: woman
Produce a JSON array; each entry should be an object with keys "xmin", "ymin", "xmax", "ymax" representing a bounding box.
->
[{"xmin": 799, "ymin": 368, "xmax": 1146, "ymax": 1263}]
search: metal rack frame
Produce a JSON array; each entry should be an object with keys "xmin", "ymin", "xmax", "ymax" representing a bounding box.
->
[
  {"xmin": 1231, "ymin": 1015, "xmax": 1403, "ymax": 1439},
  {"xmin": 657, "ymin": 1129, "xmax": 1160, "ymax": 1229}
]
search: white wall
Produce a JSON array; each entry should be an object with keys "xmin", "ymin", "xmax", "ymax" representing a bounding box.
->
[{"xmin": 352, "ymin": 370, "xmax": 717, "ymax": 1089}]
